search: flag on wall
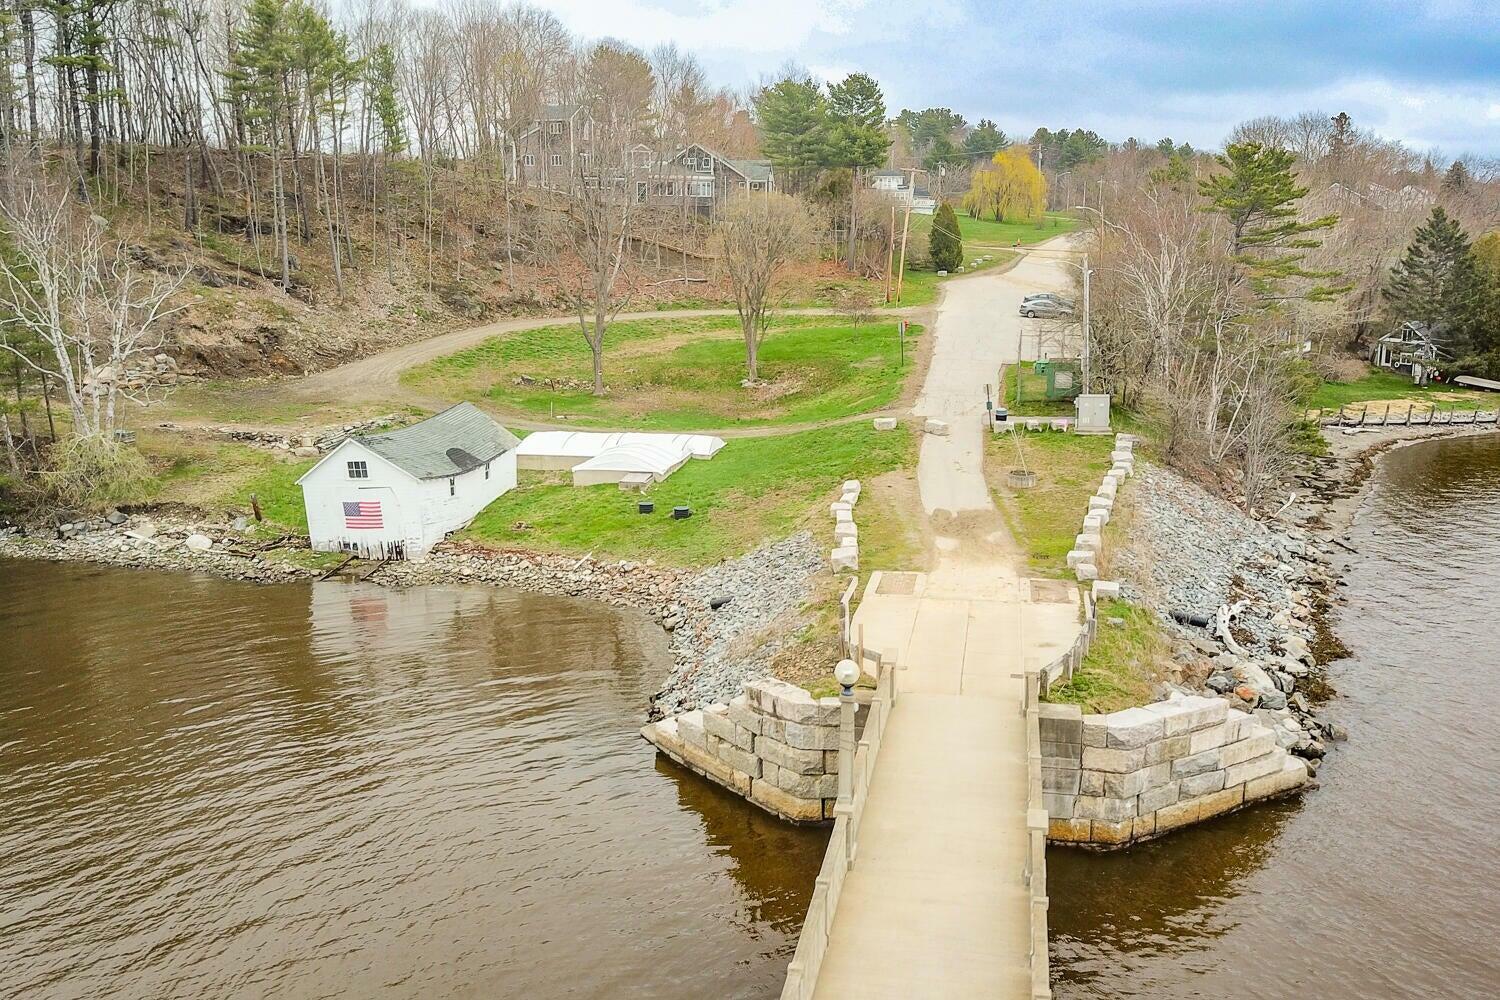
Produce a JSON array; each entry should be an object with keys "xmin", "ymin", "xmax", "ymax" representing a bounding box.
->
[{"xmin": 343, "ymin": 500, "xmax": 383, "ymax": 529}]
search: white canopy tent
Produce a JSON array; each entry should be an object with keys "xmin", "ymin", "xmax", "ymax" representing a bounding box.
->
[{"xmin": 515, "ymin": 431, "xmax": 726, "ymax": 485}]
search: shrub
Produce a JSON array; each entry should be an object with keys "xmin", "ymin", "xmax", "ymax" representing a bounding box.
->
[
  {"xmin": 928, "ymin": 202, "xmax": 963, "ymax": 272},
  {"xmin": 40, "ymin": 434, "xmax": 155, "ymax": 511}
]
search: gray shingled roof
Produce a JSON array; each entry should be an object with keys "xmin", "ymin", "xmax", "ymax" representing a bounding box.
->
[
  {"xmin": 725, "ymin": 158, "xmax": 773, "ymax": 182},
  {"xmin": 357, "ymin": 403, "xmax": 519, "ymax": 480}
]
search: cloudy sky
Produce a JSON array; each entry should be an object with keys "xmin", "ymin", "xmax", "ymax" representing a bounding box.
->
[{"xmin": 529, "ymin": 0, "xmax": 1500, "ymax": 157}]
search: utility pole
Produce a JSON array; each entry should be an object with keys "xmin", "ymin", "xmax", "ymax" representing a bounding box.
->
[
  {"xmin": 893, "ymin": 167, "xmax": 927, "ymax": 304},
  {"xmin": 1081, "ymin": 253, "xmax": 1092, "ymax": 393},
  {"xmin": 884, "ymin": 205, "xmax": 896, "ymax": 302}
]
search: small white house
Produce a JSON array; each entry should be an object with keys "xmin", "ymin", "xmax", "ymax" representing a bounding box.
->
[{"xmin": 297, "ymin": 402, "xmax": 520, "ymax": 561}]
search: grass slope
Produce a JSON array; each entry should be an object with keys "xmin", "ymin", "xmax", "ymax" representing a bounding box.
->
[
  {"xmin": 990, "ymin": 430, "xmax": 1115, "ymax": 578},
  {"xmin": 466, "ymin": 423, "xmax": 916, "ymax": 565},
  {"xmin": 1044, "ymin": 599, "xmax": 1161, "ymax": 713},
  {"xmin": 403, "ymin": 315, "xmax": 922, "ymax": 430}
]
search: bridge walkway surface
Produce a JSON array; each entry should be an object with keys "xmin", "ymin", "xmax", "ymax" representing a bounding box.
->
[{"xmin": 803, "ymin": 245, "xmax": 1084, "ymax": 999}]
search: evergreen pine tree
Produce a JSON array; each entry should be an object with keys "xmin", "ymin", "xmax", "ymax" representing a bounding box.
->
[
  {"xmin": 1384, "ymin": 207, "xmax": 1486, "ymax": 356},
  {"xmin": 964, "ymin": 119, "xmax": 1007, "ymax": 162},
  {"xmin": 929, "ymin": 202, "xmax": 963, "ymax": 272},
  {"xmin": 1200, "ymin": 141, "xmax": 1345, "ymax": 301},
  {"xmin": 752, "ymin": 75, "xmax": 829, "ymax": 192}
]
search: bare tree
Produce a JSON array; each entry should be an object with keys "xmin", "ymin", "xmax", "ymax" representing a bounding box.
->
[
  {"xmin": 0, "ymin": 184, "xmax": 186, "ymax": 438},
  {"xmin": 554, "ymin": 41, "xmax": 655, "ymax": 396},
  {"xmin": 712, "ymin": 192, "xmax": 814, "ymax": 381}
]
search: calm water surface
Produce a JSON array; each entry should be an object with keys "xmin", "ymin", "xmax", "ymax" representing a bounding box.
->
[
  {"xmin": 1049, "ymin": 433, "xmax": 1500, "ymax": 998},
  {"xmin": 0, "ymin": 566, "xmax": 825, "ymax": 999}
]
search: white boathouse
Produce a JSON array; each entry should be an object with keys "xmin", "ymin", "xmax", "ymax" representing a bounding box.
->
[{"xmin": 297, "ymin": 402, "xmax": 519, "ymax": 560}]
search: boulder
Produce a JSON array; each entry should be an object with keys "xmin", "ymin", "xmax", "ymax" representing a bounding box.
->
[
  {"xmin": 923, "ymin": 418, "xmax": 950, "ymax": 436},
  {"xmin": 184, "ymin": 533, "xmax": 213, "ymax": 552},
  {"xmin": 873, "ymin": 417, "xmax": 898, "ymax": 431},
  {"xmin": 1092, "ymin": 580, "xmax": 1122, "ymax": 601},
  {"xmin": 831, "ymin": 546, "xmax": 859, "ymax": 572},
  {"xmin": 1075, "ymin": 562, "xmax": 1098, "ymax": 582}
]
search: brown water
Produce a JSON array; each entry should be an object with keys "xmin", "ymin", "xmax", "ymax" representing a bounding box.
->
[
  {"xmin": 1049, "ymin": 432, "xmax": 1500, "ymax": 999},
  {"xmin": 0, "ymin": 565, "xmax": 826, "ymax": 999}
]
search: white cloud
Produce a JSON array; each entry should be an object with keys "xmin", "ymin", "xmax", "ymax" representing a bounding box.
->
[{"xmin": 532, "ymin": 0, "xmax": 875, "ymax": 54}]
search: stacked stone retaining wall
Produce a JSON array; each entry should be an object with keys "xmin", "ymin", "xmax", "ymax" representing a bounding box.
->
[
  {"xmin": 1040, "ymin": 693, "xmax": 1308, "ymax": 848},
  {"xmin": 642, "ymin": 677, "xmax": 845, "ymax": 824}
]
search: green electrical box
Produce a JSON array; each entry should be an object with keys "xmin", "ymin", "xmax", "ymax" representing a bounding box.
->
[
  {"xmin": 1045, "ymin": 359, "xmax": 1083, "ymax": 400},
  {"xmin": 1033, "ymin": 359, "xmax": 1053, "ymax": 378}
]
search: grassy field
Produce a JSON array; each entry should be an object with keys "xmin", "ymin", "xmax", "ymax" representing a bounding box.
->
[
  {"xmin": 989, "ymin": 430, "xmax": 1115, "ymax": 578},
  {"xmin": 402, "ymin": 315, "xmax": 922, "ymax": 430},
  {"xmin": 1044, "ymin": 599, "xmax": 1162, "ymax": 713},
  {"xmin": 889, "ymin": 210, "xmax": 1078, "ymax": 308},
  {"xmin": 1306, "ymin": 365, "xmax": 1490, "ymax": 414},
  {"xmin": 464, "ymin": 422, "xmax": 917, "ymax": 565},
  {"xmin": 949, "ymin": 211, "xmax": 1080, "ymax": 247}
]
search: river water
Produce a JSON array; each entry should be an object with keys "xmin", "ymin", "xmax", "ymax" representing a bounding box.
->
[
  {"xmin": 7, "ymin": 433, "xmax": 1499, "ymax": 1000},
  {"xmin": 1049, "ymin": 432, "xmax": 1500, "ymax": 998},
  {"xmin": 0, "ymin": 566, "xmax": 825, "ymax": 999}
]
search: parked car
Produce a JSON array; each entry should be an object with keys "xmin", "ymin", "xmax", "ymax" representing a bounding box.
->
[{"xmin": 1019, "ymin": 294, "xmax": 1075, "ymax": 318}]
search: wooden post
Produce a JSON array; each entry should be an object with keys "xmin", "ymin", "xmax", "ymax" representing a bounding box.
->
[
  {"xmin": 883, "ymin": 205, "xmax": 896, "ymax": 303},
  {"xmin": 250, "ymin": 493, "xmax": 263, "ymax": 522},
  {"xmin": 893, "ymin": 206, "xmax": 913, "ymax": 303}
]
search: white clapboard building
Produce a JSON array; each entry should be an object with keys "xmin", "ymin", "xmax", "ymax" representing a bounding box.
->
[{"xmin": 297, "ymin": 402, "xmax": 520, "ymax": 560}]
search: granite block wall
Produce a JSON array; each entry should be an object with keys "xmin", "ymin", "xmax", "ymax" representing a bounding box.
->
[{"xmin": 1040, "ymin": 692, "xmax": 1308, "ymax": 847}]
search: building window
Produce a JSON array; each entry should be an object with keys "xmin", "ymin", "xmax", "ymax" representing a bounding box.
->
[
  {"xmin": 578, "ymin": 152, "xmax": 591, "ymax": 167},
  {"xmin": 548, "ymin": 120, "xmax": 563, "ymax": 135},
  {"xmin": 688, "ymin": 179, "xmax": 713, "ymax": 198},
  {"xmin": 484, "ymin": 462, "xmax": 491, "ymax": 480},
  {"xmin": 449, "ymin": 477, "xmax": 456, "ymax": 496},
  {"xmin": 750, "ymin": 181, "xmax": 764, "ymax": 191},
  {"xmin": 347, "ymin": 461, "xmax": 368, "ymax": 479},
  {"xmin": 550, "ymin": 153, "xmax": 562, "ymax": 167},
  {"xmin": 522, "ymin": 154, "xmax": 535, "ymax": 167}
]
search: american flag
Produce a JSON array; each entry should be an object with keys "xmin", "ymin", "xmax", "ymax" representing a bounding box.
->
[{"xmin": 343, "ymin": 500, "xmax": 383, "ymax": 529}]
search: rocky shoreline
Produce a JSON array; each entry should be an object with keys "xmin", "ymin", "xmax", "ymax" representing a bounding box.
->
[
  {"xmin": 1115, "ymin": 465, "xmax": 1347, "ymax": 773},
  {"xmin": 0, "ymin": 513, "xmax": 822, "ymax": 719},
  {"xmin": 1115, "ymin": 421, "xmax": 1500, "ymax": 776}
]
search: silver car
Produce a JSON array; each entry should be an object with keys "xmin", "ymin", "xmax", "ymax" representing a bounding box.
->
[{"xmin": 1019, "ymin": 293, "xmax": 1074, "ymax": 319}]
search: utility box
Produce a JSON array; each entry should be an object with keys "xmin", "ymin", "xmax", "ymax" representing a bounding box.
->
[
  {"xmin": 1045, "ymin": 360, "xmax": 1082, "ymax": 401},
  {"xmin": 1075, "ymin": 393, "xmax": 1111, "ymax": 434}
]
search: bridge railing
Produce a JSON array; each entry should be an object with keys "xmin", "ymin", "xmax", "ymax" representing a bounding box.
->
[
  {"xmin": 780, "ymin": 653, "xmax": 899, "ymax": 1000},
  {"xmin": 1023, "ymin": 589, "xmax": 1097, "ymax": 1000}
]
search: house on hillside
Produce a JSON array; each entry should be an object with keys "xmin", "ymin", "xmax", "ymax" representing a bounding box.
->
[
  {"xmin": 513, "ymin": 104, "xmax": 595, "ymax": 191},
  {"xmin": 1371, "ymin": 321, "xmax": 1447, "ymax": 376},
  {"xmin": 869, "ymin": 169, "xmax": 935, "ymax": 214},
  {"xmin": 631, "ymin": 144, "xmax": 774, "ymax": 213},
  {"xmin": 297, "ymin": 402, "xmax": 520, "ymax": 561}
]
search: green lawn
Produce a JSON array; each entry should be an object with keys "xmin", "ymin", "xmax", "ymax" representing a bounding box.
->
[
  {"xmin": 949, "ymin": 211, "xmax": 1081, "ymax": 247},
  {"xmin": 890, "ymin": 211, "xmax": 1077, "ymax": 308},
  {"xmin": 990, "ymin": 430, "xmax": 1115, "ymax": 578},
  {"xmin": 466, "ymin": 423, "xmax": 917, "ymax": 565},
  {"xmin": 402, "ymin": 315, "xmax": 922, "ymax": 430},
  {"xmin": 1307, "ymin": 365, "xmax": 1489, "ymax": 413},
  {"xmin": 1044, "ymin": 599, "xmax": 1161, "ymax": 713}
]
